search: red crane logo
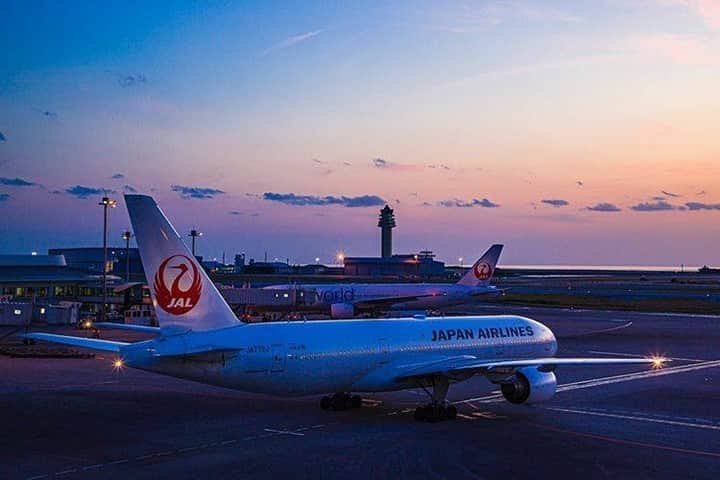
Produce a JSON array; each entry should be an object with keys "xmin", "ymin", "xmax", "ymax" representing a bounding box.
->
[
  {"xmin": 153, "ymin": 255, "xmax": 202, "ymax": 315},
  {"xmin": 473, "ymin": 261, "xmax": 493, "ymax": 281}
]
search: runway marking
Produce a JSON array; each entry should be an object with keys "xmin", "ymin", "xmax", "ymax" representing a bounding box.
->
[
  {"xmin": 558, "ymin": 359, "xmax": 720, "ymax": 392},
  {"xmin": 80, "ymin": 463, "xmax": 104, "ymax": 470},
  {"xmin": 455, "ymin": 359, "xmax": 720, "ymax": 405},
  {"xmin": 532, "ymin": 422, "xmax": 720, "ymax": 459},
  {"xmin": 25, "ymin": 475, "xmax": 48, "ymax": 480},
  {"xmin": 567, "ymin": 321, "xmax": 633, "ymax": 336},
  {"xmin": 587, "ymin": 350, "xmax": 706, "ymax": 363},
  {"xmin": 545, "ymin": 406, "xmax": 720, "ymax": 431},
  {"xmin": 55, "ymin": 469, "xmax": 77, "ymax": 476},
  {"xmin": 263, "ymin": 427, "xmax": 305, "ymax": 436}
]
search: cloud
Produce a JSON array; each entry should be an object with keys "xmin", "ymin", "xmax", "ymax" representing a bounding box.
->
[
  {"xmin": 638, "ymin": 0, "xmax": 720, "ymax": 30},
  {"xmin": 661, "ymin": 190, "xmax": 680, "ymax": 197},
  {"xmin": 118, "ymin": 74, "xmax": 148, "ymax": 88},
  {"xmin": 0, "ymin": 193, "xmax": 10, "ymax": 202},
  {"xmin": 123, "ymin": 184, "xmax": 138, "ymax": 193},
  {"xmin": 586, "ymin": 202, "xmax": 622, "ymax": 212},
  {"xmin": 171, "ymin": 185, "xmax": 225, "ymax": 199},
  {"xmin": 630, "ymin": 200, "xmax": 676, "ymax": 211},
  {"xmin": 371, "ymin": 157, "xmax": 422, "ymax": 172},
  {"xmin": 34, "ymin": 109, "xmax": 58, "ymax": 118},
  {"xmin": 630, "ymin": 33, "xmax": 720, "ymax": 65},
  {"xmin": 0, "ymin": 131, "xmax": 5, "ymax": 142},
  {"xmin": 263, "ymin": 29, "xmax": 324, "ymax": 55},
  {"xmin": 541, "ymin": 199, "xmax": 569, "ymax": 207},
  {"xmin": 263, "ymin": 192, "xmax": 386, "ymax": 208},
  {"xmin": 685, "ymin": 202, "xmax": 720, "ymax": 210},
  {"xmin": 438, "ymin": 198, "xmax": 500, "ymax": 208},
  {"xmin": 425, "ymin": 2, "xmax": 582, "ymax": 33},
  {"xmin": 0, "ymin": 177, "xmax": 38, "ymax": 187},
  {"xmin": 65, "ymin": 185, "xmax": 116, "ymax": 199},
  {"xmin": 112, "ymin": 173, "xmax": 125, "ymax": 179}
]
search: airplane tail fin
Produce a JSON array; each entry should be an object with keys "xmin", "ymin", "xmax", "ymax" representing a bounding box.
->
[
  {"xmin": 125, "ymin": 194, "xmax": 240, "ymax": 335},
  {"xmin": 456, "ymin": 244, "xmax": 503, "ymax": 287}
]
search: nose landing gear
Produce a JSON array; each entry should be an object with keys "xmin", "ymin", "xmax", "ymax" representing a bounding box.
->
[{"xmin": 320, "ymin": 392, "xmax": 363, "ymax": 411}]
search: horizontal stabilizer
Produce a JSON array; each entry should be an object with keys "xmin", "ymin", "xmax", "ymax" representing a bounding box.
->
[
  {"xmin": 94, "ymin": 322, "xmax": 161, "ymax": 334},
  {"xmin": 23, "ymin": 333, "xmax": 129, "ymax": 353}
]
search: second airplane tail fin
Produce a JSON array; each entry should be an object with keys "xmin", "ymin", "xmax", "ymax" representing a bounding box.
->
[
  {"xmin": 125, "ymin": 194, "xmax": 240, "ymax": 335},
  {"xmin": 456, "ymin": 244, "xmax": 503, "ymax": 287}
]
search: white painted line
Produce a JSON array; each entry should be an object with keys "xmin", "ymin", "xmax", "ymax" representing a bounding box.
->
[
  {"xmin": 546, "ymin": 407, "xmax": 720, "ymax": 431},
  {"xmin": 55, "ymin": 469, "xmax": 77, "ymax": 476},
  {"xmin": 455, "ymin": 359, "xmax": 720, "ymax": 405},
  {"xmin": 558, "ymin": 360, "xmax": 720, "ymax": 392},
  {"xmin": 263, "ymin": 428, "xmax": 305, "ymax": 437},
  {"xmin": 81, "ymin": 463, "xmax": 104, "ymax": 470},
  {"xmin": 25, "ymin": 475, "xmax": 49, "ymax": 480},
  {"xmin": 572, "ymin": 321, "xmax": 633, "ymax": 336},
  {"xmin": 106, "ymin": 459, "xmax": 129, "ymax": 465},
  {"xmin": 587, "ymin": 351, "xmax": 706, "ymax": 363}
]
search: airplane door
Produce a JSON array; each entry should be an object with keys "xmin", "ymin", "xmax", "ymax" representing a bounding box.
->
[{"xmin": 270, "ymin": 344, "xmax": 286, "ymax": 373}]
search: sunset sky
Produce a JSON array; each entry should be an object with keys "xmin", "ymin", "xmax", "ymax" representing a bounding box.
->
[{"xmin": 1, "ymin": 1, "xmax": 720, "ymax": 266}]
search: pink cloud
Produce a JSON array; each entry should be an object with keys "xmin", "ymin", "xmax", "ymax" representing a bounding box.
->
[
  {"xmin": 695, "ymin": 0, "xmax": 720, "ymax": 29},
  {"xmin": 631, "ymin": 33, "xmax": 720, "ymax": 64},
  {"xmin": 639, "ymin": 0, "xmax": 720, "ymax": 29}
]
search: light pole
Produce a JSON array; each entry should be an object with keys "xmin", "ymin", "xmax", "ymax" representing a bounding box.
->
[
  {"xmin": 99, "ymin": 196, "xmax": 117, "ymax": 322},
  {"xmin": 189, "ymin": 229, "xmax": 202, "ymax": 257},
  {"xmin": 121, "ymin": 230, "xmax": 133, "ymax": 282}
]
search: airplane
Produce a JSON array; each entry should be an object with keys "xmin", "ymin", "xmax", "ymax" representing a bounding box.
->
[
  {"xmin": 25, "ymin": 194, "xmax": 666, "ymax": 422},
  {"xmin": 262, "ymin": 244, "xmax": 505, "ymax": 318}
]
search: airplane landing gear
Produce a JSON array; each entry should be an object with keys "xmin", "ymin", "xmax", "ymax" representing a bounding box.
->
[
  {"xmin": 414, "ymin": 376, "xmax": 457, "ymax": 422},
  {"xmin": 320, "ymin": 392, "xmax": 362, "ymax": 411}
]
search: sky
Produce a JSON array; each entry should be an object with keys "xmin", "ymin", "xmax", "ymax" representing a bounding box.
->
[{"xmin": 1, "ymin": 0, "xmax": 720, "ymax": 266}]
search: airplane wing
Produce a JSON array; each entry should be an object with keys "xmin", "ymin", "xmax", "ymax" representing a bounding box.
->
[
  {"xmin": 94, "ymin": 322, "xmax": 161, "ymax": 334},
  {"xmin": 23, "ymin": 333, "xmax": 129, "ymax": 353},
  {"xmin": 393, "ymin": 356, "xmax": 665, "ymax": 382},
  {"xmin": 354, "ymin": 293, "xmax": 446, "ymax": 309}
]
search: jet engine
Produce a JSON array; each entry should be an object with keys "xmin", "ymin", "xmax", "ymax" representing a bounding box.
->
[
  {"xmin": 330, "ymin": 302, "xmax": 355, "ymax": 319},
  {"xmin": 500, "ymin": 367, "xmax": 557, "ymax": 404}
]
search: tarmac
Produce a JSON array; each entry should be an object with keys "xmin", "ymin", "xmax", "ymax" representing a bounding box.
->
[{"xmin": 1, "ymin": 306, "xmax": 719, "ymax": 480}]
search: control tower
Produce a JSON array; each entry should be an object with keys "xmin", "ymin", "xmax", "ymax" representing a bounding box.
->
[{"xmin": 378, "ymin": 204, "xmax": 396, "ymax": 258}]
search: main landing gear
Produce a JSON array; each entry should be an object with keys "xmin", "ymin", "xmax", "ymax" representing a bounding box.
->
[
  {"xmin": 320, "ymin": 392, "xmax": 362, "ymax": 411},
  {"xmin": 414, "ymin": 376, "xmax": 457, "ymax": 422}
]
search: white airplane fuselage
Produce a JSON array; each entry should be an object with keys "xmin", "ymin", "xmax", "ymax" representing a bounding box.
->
[
  {"xmin": 122, "ymin": 315, "xmax": 556, "ymax": 396},
  {"xmin": 268, "ymin": 283, "xmax": 501, "ymax": 311}
]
